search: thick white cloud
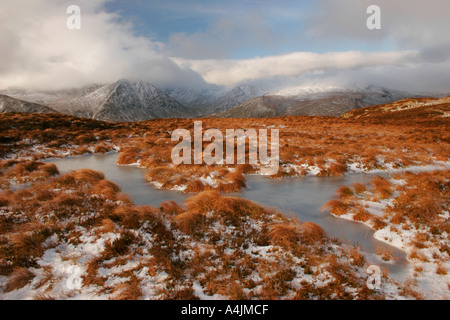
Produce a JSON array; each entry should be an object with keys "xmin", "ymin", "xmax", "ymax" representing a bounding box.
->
[
  {"xmin": 171, "ymin": 51, "xmax": 415, "ymax": 87},
  {"xmin": 0, "ymin": 0, "xmax": 206, "ymax": 90},
  {"xmin": 168, "ymin": 0, "xmax": 450, "ymax": 93},
  {"xmin": 1, "ymin": 0, "xmax": 449, "ymax": 94},
  {"xmin": 172, "ymin": 48, "xmax": 450, "ymax": 93}
]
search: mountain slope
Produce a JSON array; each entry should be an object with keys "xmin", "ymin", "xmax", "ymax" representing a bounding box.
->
[
  {"xmin": 45, "ymin": 79, "xmax": 192, "ymax": 122},
  {"xmin": 342, "ymin": 96, "xmax": 450, "ymax": 120},
  {"xmin": 0, "ymin": 94, "xmax": 57, "ymax": 114},
  {"xmin": 2, "ymin": 82, "xmax": 441, "ymax": 121},
  {"xmin": 165, "ymin": 85, "xmax": 263, "ymax": 116},
  {"xmin": 1, "ymin": 85, "xmax": 102, "ymax": 106},
  {"xmin": 218, "ymin": 87, "xmax": 417, "ymax": 118}
]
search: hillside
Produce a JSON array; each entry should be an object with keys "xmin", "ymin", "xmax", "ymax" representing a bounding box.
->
[
  {"xmin": 0, "ymin": 95, "xmax": 57, "ymax": 114},
  {"xmin": 219, "ymin": 88, "xmax": 416, "ymax": 118},
  {"xmin": 342, "ymin": 96, "xmax": 450, "ymax": 120},
  {"xmin": 47, "ymin": 79, "xmax": 193, "ymax": 122},
  {"xmin": 166, "ymin": 85, "xmax": 262, "ymax": 116}
]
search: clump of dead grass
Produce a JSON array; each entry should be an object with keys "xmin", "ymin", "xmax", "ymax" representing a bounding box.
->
[
  {"xmin": 72, "ymin": 169, "xmax": 105, "ymax": 182},
  {"xmin": 321, "ymin": 199, "xmax": 351, "ymax": 216},
  {"xmin": 4, "ymin": 268, "xmax": 35, "ymax": 292}
]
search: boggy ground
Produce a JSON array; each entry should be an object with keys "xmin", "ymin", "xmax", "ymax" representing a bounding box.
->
[
  {"xmin": 0, "ymin": 166, "xmax": 406, "ymax": 299},
  {"xmin": 323, "ymin": 170, "xmax": 450, "ymax": 299},
  {"xmin": 2, "ymin": 110, "xmax": 447, "ymax": 193},
  {"xmin": 0, "ymin": 104, "xmax": 449, "ymax": 299}
]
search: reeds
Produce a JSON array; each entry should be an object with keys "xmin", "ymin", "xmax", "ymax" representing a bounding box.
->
[
  {"xmin": 268, "ymin": 224, "xmax": 300, "ymax": 248},
  {"xmin": 336, "ymin": 186, "xmax": 354, "ymax": 198},
  {"xmin": 353, "ymin": 207, "xmax": 372, "ymax": 222},
  {"xmin": 371, "ymin": 176, "xmax": 393, "ymax": 199},
  {"xmin": 347, "ymin": 246, "xmax": 366, "ymax": 267},
  {"xmin": 72, "ymin": 169, "xmax": 105, "ymax": 182},
  {"xmin": 112, "ymin": 283, "xmax": 143, "ymax": 300},
  {"xmin": 352, "ymin": 183, "xmax": 367, "ymax": 194},
  {"xmin": 159, "ymin": 200, "xmax": 184, "ymax": 216},
  {"xmin": 298, "ymin": 222, "xmax": 326, "ymax": 244},
  {"xmin": 39, "ymin": 163, "xmax": 59, "ymax": 177},
  {"xmin": 4, "ymin": 268, "xmax": 35, "ymax": 292},
  {"xmin": 375, "ymin": 246, "xmax": 393, "ymax": 262},
  {"xmin": 102, "ymin": 231, "xmax": 138, "ymax": 259},
  {"xmin": 328, "ymin": 161, "xmax": 348, "ymax": 176},
  {"xmin": 117, "ymin": 147, "xmax": 141, "ymax": 165},
  {"xmin": 91, "ymin": 180, "xmax": 121, "ymax": 199},
  {"xmin": 436, "ymin": 264, "xmax": 447, "ymax": 275},
  {"xmin": 321, "ymin": 199, "xmax": 351, "ymax": 216},
  {"xmin": 174, "ymin": 210, "xmax": 205, "ymax": 234}
]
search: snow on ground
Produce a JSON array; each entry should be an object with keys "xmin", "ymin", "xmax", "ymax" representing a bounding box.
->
[
  {"xmin": 2, "ymin": 140, "xmax": 448, "ymax": 299},
  {"xmin": 329, "ymin": 173, "xmax": 450, "ymax": 299}
]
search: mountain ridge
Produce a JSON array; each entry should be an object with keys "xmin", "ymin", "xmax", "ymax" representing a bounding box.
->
[
  {"xmin": 0, "ymin": 94, "xmax": 58, "ymax": 114},
  {"xmin": 218, "ymin": 87, "xmax": 421, "ymax": 118},
  {"xmin": 46, "ymin": 79, "xmax": 192, "ymax": 122},
  {"xmin": 342, "ymin": 95, "xmax": 450, "ymax": 120},
  {"xmin": 165, "ymin": 85, "xmax": 264, "ymax": 116},
  {"xmin": 1, "ymin": 80, "xmax": 444, "ymax": 121}
]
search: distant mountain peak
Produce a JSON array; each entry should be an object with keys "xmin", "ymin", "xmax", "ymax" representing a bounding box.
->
[{"xmin": 42, "ymin": 79, "xmax": 193, "ymax": 122}]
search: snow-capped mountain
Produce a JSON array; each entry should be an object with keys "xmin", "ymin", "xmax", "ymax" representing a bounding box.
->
[
  {"xmin": 3, "ymin": 83, "xmax": 262, "ymax": 120},
  {"xmin": 1, "ymin": 81, "xmax": 437, "ymax": 121},
  {"xmin": 219, "ymin": 86, "xmax": 420, "ymax": 118},
  {"xmin": 2, "ymin": 80, "xmax": 193, "ymax": 122},
  {"xmin": 165, "ymin": 85, "xmax": 264, "ymax": 116},
  {"xmin": 0, "ymin": 94, "xmax": 57, "ymax": 114},
  {"xmin": 44, "ymin": 79, "xmax": 192, "ymax": 122}
]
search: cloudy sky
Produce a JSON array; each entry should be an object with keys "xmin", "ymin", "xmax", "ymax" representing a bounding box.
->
[{"xmin": 1, "ymin": 0, "xmax": 449, "ymax": 93}]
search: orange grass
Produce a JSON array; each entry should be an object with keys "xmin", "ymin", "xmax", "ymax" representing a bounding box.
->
[
  {"xmin": 321, "ymin": 199, "xmax": 351, "ymax": 216},
  {"xmin": 1, "ymin": 110, "xmax": 448, "ymax": 193}
]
